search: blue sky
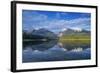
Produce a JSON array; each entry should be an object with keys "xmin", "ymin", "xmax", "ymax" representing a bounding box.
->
[{"xmin": 22, "ymin": 10, "xmax": 91, "ymax": 34}]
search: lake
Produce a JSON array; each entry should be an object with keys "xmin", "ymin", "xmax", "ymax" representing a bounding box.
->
[{"xmin": 22, "ymin": 40, "xmax": 91, "ymax": 63}]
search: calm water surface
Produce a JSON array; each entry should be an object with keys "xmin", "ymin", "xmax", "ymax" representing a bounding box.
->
[{"xmin": 22, "ymin": 40, "xmax": 91, "ymax": 63}]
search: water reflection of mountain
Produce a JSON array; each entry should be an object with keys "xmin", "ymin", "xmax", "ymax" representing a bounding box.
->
[
  {"xmin": 23, "ymin": 41, "xmax": 90, "ymax": 63},
  {"xmin": 23, "ymin": 40, "xmax": 58, "ymax": 51},
  {"xmin": 59, "ymin": 42, "xmax": 90, "ymax": 51}
]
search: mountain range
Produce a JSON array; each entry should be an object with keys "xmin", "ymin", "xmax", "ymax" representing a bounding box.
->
[
  {"xmin": 23, "ymin": 28, "xmax": 58, "ymax": 40},
  {"xmin": 23, "ymin": 28, "xmax": 90, "ymax": 40},
  {"xmin": 61, "ymin": 28, "xmax": 90, "ymax": 36}
]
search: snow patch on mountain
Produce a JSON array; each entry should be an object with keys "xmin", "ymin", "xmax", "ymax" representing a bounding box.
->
[{"xmin": 70, "ymin": 27, "xmax": 82, "ymax": 32}]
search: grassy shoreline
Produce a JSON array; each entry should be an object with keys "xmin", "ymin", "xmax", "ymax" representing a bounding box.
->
[{"xmin": 59, "ymin": 34, "xmax": 91, "ymax": 45}]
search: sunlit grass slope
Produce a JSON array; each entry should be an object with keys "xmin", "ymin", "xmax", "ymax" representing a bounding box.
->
[{"xmin": 59, "ymin": 34, "xmax": 91, "ymax": 45}]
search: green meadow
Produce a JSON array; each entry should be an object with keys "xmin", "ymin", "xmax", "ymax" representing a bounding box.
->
[{"xmin": 59, "ymin": 34, "xmax": 91, "ymax": 45}]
